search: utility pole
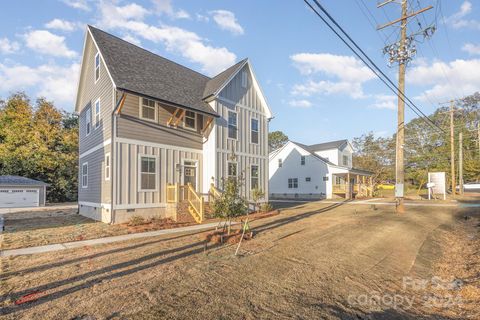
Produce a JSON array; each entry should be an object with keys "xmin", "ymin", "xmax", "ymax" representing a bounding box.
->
[
  {"xmin": 377, "ymin": 0, "xmax": 434, "ymax": 213},
  {"xmin": 450, "ymin": 101, "xmax": 456, "ymax": 197},
  {"xmin": 459, "ymin": 132, "xmax": 463, "ymax": 195}
]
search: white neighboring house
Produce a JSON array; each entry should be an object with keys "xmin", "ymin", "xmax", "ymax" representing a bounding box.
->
[{"xmin": 269, "ymin": 140, "xmax": 373, "ymax": 200}]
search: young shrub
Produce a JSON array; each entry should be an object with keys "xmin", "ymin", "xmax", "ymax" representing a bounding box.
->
[
  {"xmin": 212, "ymin": 176, "xmax": 248, "ymax": 220},
  {"xmin": 128, "ymin": 215, "xmax": 145, "ymax": 226},
  {"xmin": 260, "ymin": 202, "xmax": 274, "ymax": 213},
  {"xmin": 251, "ymin": 188, "xmax": 265, "ymax": 213}
]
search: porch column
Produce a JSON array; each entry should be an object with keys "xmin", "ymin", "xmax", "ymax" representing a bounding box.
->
[{"xmin": 346, "ymin": 172, "xmax": 351, "ymax": 199}]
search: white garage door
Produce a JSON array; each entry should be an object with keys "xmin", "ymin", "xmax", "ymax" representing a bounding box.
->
[{"xmin": 0, "ymin": 189, "xmax": 39, "ymax": 208}]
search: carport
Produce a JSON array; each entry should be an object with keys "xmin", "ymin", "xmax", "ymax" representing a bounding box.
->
[{"xmin": 0, "ymin": 176, "xmax": 48, "ymax": 208}]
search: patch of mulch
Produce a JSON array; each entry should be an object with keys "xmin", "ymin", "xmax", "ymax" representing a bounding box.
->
[{"xmin": 201, "ymin": 228, "xmax": 254, "ymax": 245}]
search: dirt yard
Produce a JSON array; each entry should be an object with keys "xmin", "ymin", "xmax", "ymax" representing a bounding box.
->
[{"xmin": 1, "ymin": 199, "xmax": 479, "ymax": 319}]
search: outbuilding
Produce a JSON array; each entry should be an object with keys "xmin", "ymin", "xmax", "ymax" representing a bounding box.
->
[{"xmin": 0, "ymin": 176, "xmax": 48, "ymax": 208}]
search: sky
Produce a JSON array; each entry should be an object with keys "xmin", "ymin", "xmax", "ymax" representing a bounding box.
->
[{"xmin": 0, "ymin": 0, "xmax": 479, "ymax": 144}]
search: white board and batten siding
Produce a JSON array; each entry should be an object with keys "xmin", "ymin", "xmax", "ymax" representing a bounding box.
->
[{"xmin": 208, "ymin": 64, "xmax": 270, "ymax": 201}]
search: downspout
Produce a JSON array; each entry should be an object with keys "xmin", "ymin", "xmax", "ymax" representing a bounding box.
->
[{"xmin": 110, "ymin": 90, "xmax": 126, "ymax": 224}]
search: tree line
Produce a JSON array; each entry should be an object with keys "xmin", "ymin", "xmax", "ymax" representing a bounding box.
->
[
  {"xmin": 269, "ymin": 92, "xmax": 480, "ymax": 188},
  {"xmin": 0, "ymin": 93, "xmax": 78, "ymax": 202}
]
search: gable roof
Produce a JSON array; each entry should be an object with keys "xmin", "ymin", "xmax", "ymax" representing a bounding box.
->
[
  {"xmin": 303, "ymin": 139, "xmax": 349, "ymax": 152},
  {"xmin": 203, "ymin": 59, "xmax": 248, "ymax": 100},
  {"xmin": 88, "ymin": 25, "xmax": 217, "ymax": 116},
  {"xmin": 0, "ymin": 175, "xmax": 48, "ymax": 186},
  {"xmin": 291, "ymin": 141, "xmax": 338, "ymax": 166}
]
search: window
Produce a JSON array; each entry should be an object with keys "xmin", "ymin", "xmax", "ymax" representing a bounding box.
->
[
  {"xmin": 85, "ymin": 108, "xmax": 91, "ymax": 136},
  {"xmin": 251, "ymin": 165, "xmax": 259, "ymax": 189},
  {"xmin": 278, "ymin": 158, "xmax": 282, "ymax": 168},
  {"xmin": 306, "ymin": 177, "xmax": 311, "ymax": 182},
  {"xmin": 95, "ymin": 52, "xmax": 100, "ymax": 82},
  {"xmin": 228, "ymin": 111, "xmax": 237, "ymax": 139},
  {"xmin": 82, "ymin": 163, "xmax": 88, "ymax": 188},
  {"xmin": 301, "ymin": 156, "xmax": 306, "ymax": 165},
  {"xmin": 139, "ymin": 156, "xmax": 157, "ymax": 191},
  {"xmin": 94, "ymin": 98, "xmax": 101, "ymax": 129},
  {"xmin": 323, "ymin": 176, "xmax": 329, "ymax": 181},
  {"xmin": 288, "ymin": 178, "xmax": 298, "ymax": 189},
  {"xmin": 184, "ymin": 110, "xmax": 196, "ymax": 130},
  {"xmin": 241, "ymin": 70, "xmax": 247, "ymax": 88},
  {"xmin": 140, "ymin": 98, "xmax": 156, "ymax": 121},
  {"xmin": 105, "ymin": 153, "xmax": 110, "ymax": 181},
  {"xmin": 343, "ymin": 155, "xmax": 349, "ymax": 166},
  {"xmin": 251, "ymin": 118, "xmax": 259, "ymax": 144},
  {"xmin": 228, "ymin": 162, "xmax": 237, "ymax": 178}
]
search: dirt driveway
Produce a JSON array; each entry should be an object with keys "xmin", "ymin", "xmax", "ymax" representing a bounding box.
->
[{"xmin": 1, "ymin": 200, "xmax": 479, "ymax": 319}]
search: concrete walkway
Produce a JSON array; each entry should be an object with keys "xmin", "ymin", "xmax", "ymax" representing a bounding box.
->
[{"xmin": 0, "ymin": 222, "xmax": 231, "ymax": 257}]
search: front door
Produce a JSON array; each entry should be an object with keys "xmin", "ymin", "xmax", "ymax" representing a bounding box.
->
[{"xmin": 183, "ymin": 161, "xmax": 197, "ymax": 190}]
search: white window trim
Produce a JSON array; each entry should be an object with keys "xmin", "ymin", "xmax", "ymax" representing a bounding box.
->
[
  {"xmin": 138, "ymin": 154, "xmax": 159, "ymax": 192},
  {"xmin": 301, "ymin": 156, "xmax": 306, "ymax": 165},
  {"xmin": 85, "ymin": 107, "xmax": 91, "ymax": 137},
  {"xmin": 82, "ymin": 162, "xmax": 88, "ymax": 188},
  {"xmin": 183, "ymin": 110, "xmax": 197, "ymax": 131},
  {"xmin": 105, "ymin": 153, "xmax": 111, "ymax": 181},
  {"xmin": 94, "ymin": 52, "xmax": 100, "ymax": 84},
  {"xmin": 227, "ymin": 161, "xmax": 238, "ymax": 178},
  {"xmin": 288, "ymin": 178, "xmax": 298, "ymax": 189},
  {"xmin": 138, "ymin": 97, "xmax": 158, "ymax": 123},
  {"xmin": 94, "ymin": 98, "xmax": 101, "ymax": 129},
  {"xmin": 227, "ymin": 110, "xmax": 238, "ymax": 140},
  {"xmin": 251, "ymin": 117, "xmax": 259, "ymax": 145},
  {"xmin": 278, "ymin": 158, "xmax": 282, "ymax": 168}
]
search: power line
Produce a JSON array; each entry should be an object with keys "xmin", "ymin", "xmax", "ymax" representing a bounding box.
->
[{"xmin": 302, "ymin": 0, "xmax": 445, "ymax": 134}]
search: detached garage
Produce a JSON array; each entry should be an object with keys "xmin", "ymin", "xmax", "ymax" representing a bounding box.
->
[{"xmin": 0, "ymin": 176, "xmax": 48, "ymax": 208}]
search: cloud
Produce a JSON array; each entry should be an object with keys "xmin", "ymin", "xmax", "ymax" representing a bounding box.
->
[
  {"xmin": 408, "ymin": 58, "xmax": 480, "ymax": 102},
  {"xmin": 447, "ymin": 1, "xmax": 480, "ymax": 30},
  {"xmin": 45, "ymin": 19, "xmax": 79, "ymax": 32},
  {"xmin": 0, "ymin": 62, "xmax": 80, "ymax": 107},
  {"xmin": 97, "ymin": 1, "xmax": 236, "ymax": 75},
  {"xmin": 291, "ymin": 53, "xmax": 375, "ymax": 82},
  {"xmin": 61, "ymin": 0, "xmax": 90, "ymax": 11},
  {"xmin": 24, "ymin": 30, "xmax": 77, "ymax": 58},
  {"xmin": 371, "ymin": 94, "xmax": 396, "ymax": 110},
  {"xmin": 289, "ymin": 99, "xmax": 312, "ymax": 108},
  {"xmin": 196, "ymin": 13, "xmax": 209, "ymax": 22},
  {"xmin": 462, "ymin": 43, "xmax": 480, "ymax": 55},
  {"xmin": 210, "ymin": 10, "xmax": 244, "ymax": 35},
  {"xmin": 290, "ymin": 53, "xmax": 375, "ymax": 99},
  {"xmin": 0, "ymin": 38, "xmax": 20, "ymax": 54},
  {"xmin": 151, "ymin": 0, "xmax": 190, "ymax": 19},
  {"xmin": 292, "ymin": 80, "xmax": 366, "ymax": 99}
]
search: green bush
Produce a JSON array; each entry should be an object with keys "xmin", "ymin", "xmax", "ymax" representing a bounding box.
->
[{"xmin": 212, "ymin": 177, "xmax": 248, "ymax": 219}]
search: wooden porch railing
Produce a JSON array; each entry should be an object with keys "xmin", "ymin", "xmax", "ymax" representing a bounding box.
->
[
  {"xmin": 186, "ymin": 183, "xmax": 204, "ymax": 223},
  {"xmin": 208, "ymin": 183, "xmax": 222, "ymax": 203},
  {"xmin": 332, "ymin": 184, "xmax": 347, "ymax": 193},
  {"xmin": 166, "ymin": 183, "xmax": 178, "ymax": 203}
]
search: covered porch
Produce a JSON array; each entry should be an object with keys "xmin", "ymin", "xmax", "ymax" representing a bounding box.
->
[{"xmin": 331, "ymin": 169, "xmax": 373, "ymax": 199}]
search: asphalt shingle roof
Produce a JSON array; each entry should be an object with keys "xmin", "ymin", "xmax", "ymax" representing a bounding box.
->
[
  {"xmin": 203, "ymin": 59, "xmax": 247, "ymax": 99},
  {"xmin": 88, "ymin": 26, "xmax": 248, "ymax": 117},
  {"xmin": 303, "ymin": 139, "xmax": 349, "ymax": 152},
  {"xmin": 0, "ymin": 176, "xmax": 48, "ymax": 186}
]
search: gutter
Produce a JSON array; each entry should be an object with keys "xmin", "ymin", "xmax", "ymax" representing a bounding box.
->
[{"xmin": 110, "ymin": 90, "xmax": 126, "ymax": 224}]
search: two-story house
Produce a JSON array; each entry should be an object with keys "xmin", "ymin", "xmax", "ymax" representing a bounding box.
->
[
  {"xmin": 269, "ymin": 140, "xmax": 373, "ymax": 200},
  {"xmin": 75, "ymin": 26, "xmax": 272, "ymax": 223}
]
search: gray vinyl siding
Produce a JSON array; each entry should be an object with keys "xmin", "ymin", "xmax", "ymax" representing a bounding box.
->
[
  {"xmin": 78, "ymin": 146, "xmax": 111, "ymax": 204},
  {"xmin": 115, "ymin": 141, "xmax": 203, "ymax": 206},
  {"xmin": 78, "ymin": 32, "xmax": 114, "ymax": 155},
  {"xmin": 215, "ymin": 65, "xmax": 269, "ymax": 200},
  {"xmin": 116, "ymin": 93, "xmax": 206, "ymax": 150}
]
